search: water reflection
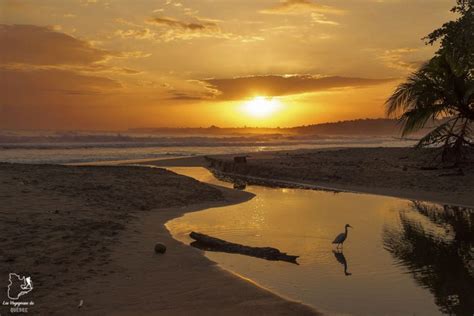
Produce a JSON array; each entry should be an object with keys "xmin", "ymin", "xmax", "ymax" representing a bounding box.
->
[
  {"xmin": 332, "ymin": 250, "xmax": 352, "ymax": 276},
  {"xmin": 383, "ymin": 201, "xmax": 474, "ymax": 315},
  {"xmin": 166, "ymin": 167, "xmax": 470, "ymax": 315}
]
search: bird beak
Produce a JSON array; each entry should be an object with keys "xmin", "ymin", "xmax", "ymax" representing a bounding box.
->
[{"xmin": 349, "ymin": 225, "xmax": 353, "ymax": 228}]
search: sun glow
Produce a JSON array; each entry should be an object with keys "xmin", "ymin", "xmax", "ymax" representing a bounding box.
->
[{"xmin": 243, "ymin": 96, "xmax": 281, "ymax": 118}]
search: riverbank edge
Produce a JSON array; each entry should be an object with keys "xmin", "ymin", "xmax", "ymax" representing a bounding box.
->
[
  {"xmin": 208, "ymin": 168, "xmax": 474, "ymax": 209},
  {"xmin": 67, "ymin": 177, "xmax": 320, "ymax": 315},
  {"xmin": 0, "ymin": 162, "xmax": 319, "ymax": 315},
  {"xmin": 142, "ymin": 149, "xmax": 474, "ymax": 209}
]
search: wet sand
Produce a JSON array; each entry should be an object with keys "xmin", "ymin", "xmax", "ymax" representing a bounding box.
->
[
  {"xmin": 0, "ymin": 163, "xmax": 318, "ymax": 315},
  {"xmin": 145, "ymin": 147, "xmax": 474, "ymax": 207},
  {"xmin": 65, "ymin": 189, "xmax": 316, "ymax": 315}
]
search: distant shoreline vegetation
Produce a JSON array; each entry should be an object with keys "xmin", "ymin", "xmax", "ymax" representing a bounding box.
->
[
  {"xmin": 0, "ymin": 118, "xmax": 442, "ymax": 142},
  {"xmin": 128, "ymin": 118, "xmax": 437, "ymax": 136}
]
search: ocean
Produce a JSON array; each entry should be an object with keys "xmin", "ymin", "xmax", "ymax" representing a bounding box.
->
[{"xmin": 0, "ymin": 130, "xmax": 414, "ymax": 164}]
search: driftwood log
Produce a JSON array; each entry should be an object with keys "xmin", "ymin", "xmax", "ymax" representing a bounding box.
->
[{"xmin": 189, "ymin": 232, "xmax": 299, "ymax": 264}]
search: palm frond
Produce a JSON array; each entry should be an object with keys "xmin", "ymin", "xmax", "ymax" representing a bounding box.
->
[
  {"xmin": 415, "ymin": 118, "xmax": 456, "ymax": 148},
  {"xmin": 385, "ymin": 81, "xmax": 417, "ymax": 117},
  {"xmin": 398, "ymin": 103, "xmax": 446, "ymax": 136},
  {"xmin": 385, "ymin": 61, "xmax": 444, "ymax": 118}
]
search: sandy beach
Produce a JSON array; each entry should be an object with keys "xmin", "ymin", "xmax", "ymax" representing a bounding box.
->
[
  {"xmin": 0, "ymin": 163, "xmax": 317, "ymax": 315},
  {"xmin": 2, "ymin": 147, "xmax": 473, "ymax": 314},
  {"xmin": 183, "ymin": 147, "xmax": 474, "ymax": 208}
]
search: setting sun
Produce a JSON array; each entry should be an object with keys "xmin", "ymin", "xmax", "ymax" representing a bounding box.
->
[{"xmin": 243, "ymin": 96, "xmax": 281, "ymax": 118}]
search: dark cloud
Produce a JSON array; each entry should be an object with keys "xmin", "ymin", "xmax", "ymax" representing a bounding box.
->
[
  {"xmin": 166, "ymin": 89, "xmax": 216, "ymax": 101},
  {"xmin": 0, "ymin": 67, "xmax": 122, "ymax": 129},
  {"xmin": 148, "ymin": 17, "xmax": 218, "ymax": 31},
  {"xmin": 145, "ymin": 16, "xmax": 235, "ymax": 41},
  {"xmin": 0, "ymin": 68, "xmax": 121, "ymax": 103},
  {"xmin": 168, "ymin": 93, "xmax": 206, "ymax": 101},
  {"xmin": 202, "ymin": 75, "xmax": 394, "ymax": 100},
  {"xmin": 0, "ymin": 24, "xmax": 113, "ymax": 66},
  {"xmin": 0, "ymin": 24, "xmax": 127, "ymax": 122}
]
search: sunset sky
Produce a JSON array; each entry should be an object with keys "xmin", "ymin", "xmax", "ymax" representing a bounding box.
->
[{"xmin": 0, "ymin": 0, "xmax": 455, "ymax": 130}]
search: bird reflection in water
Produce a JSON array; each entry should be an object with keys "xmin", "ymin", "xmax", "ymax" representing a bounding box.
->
[{"xmin": 332, "ymin": 250, "xmax": 352, "ymax": 276}]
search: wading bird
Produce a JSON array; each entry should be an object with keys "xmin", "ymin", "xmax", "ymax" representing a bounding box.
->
[{"xmin": 332, "ymin": 224, "xmax": 353, "ymax": 249}]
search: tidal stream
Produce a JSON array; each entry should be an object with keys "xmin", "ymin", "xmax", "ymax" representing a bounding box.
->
[{"xmin": 166, "ymin": 167, "xmax": 474, "ymax": 315}]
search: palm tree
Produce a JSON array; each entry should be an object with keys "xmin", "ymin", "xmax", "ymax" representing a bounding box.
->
[
  {"xmin": 385, "ymin": 54, "xmax": 473, "ymax": 162},
  {"xmin": 386, "ymin": 0, "xmax": 474, "ymax": 163}
]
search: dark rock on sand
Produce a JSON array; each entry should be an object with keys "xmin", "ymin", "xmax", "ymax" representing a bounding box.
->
[{"xmin": 154, "ymin": 243, "xmax": 167, "ymax": 254}]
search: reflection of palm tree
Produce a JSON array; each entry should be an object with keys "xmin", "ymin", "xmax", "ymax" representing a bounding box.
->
[
  {"xmin": 332, "ymin": 250, "xmax": 351, "ymax": 276},
  {"xmin": 411, "ymin": 201, "xmax": 474, "ymax": 246},
  {"xmin": 383, "ymin": 202, "xmax": 474, "ymax": 315}
]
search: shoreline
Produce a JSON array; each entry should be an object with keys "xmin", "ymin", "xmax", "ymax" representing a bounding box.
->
[
  {"xmin": 65, "ymin": 183, "xmax": 318, "ymax": 315},
  {"xmin": 142, "ymin": 147, "xmax": 474, "ymax": 208},
  {"xmin": 208, "ymin": 169, "xmax": 474, "ymax": 209},
  {"xmin": 0, "ymin": 162, "xmax": 319, "ymax": 315}
]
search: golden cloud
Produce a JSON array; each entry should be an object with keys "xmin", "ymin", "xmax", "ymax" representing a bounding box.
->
[
  {"xmin": 377, "ymin": 48, "xmax": 425, "ymax": 72},
  {"xmin": 261, "ymin": 0, "xmax": 343, "ymax": 15}
]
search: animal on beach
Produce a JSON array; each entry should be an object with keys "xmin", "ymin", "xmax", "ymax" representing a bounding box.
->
[{"xmin": 332, "ymin": 224, "xmax": 353, "ymax": 249}]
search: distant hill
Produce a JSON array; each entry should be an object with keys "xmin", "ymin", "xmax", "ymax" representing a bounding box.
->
[
  {"xmin": 130, "ymin": 118, "xmax": 433, "ymax": 137},
  {"xmin": 288, "ymin": 119, "xmax": 404, "ymax": 136}
]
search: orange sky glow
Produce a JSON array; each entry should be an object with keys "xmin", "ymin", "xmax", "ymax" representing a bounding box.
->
[{"xmin": 0, "ymin": 0, "xmax": 455, "ymax": 130}]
